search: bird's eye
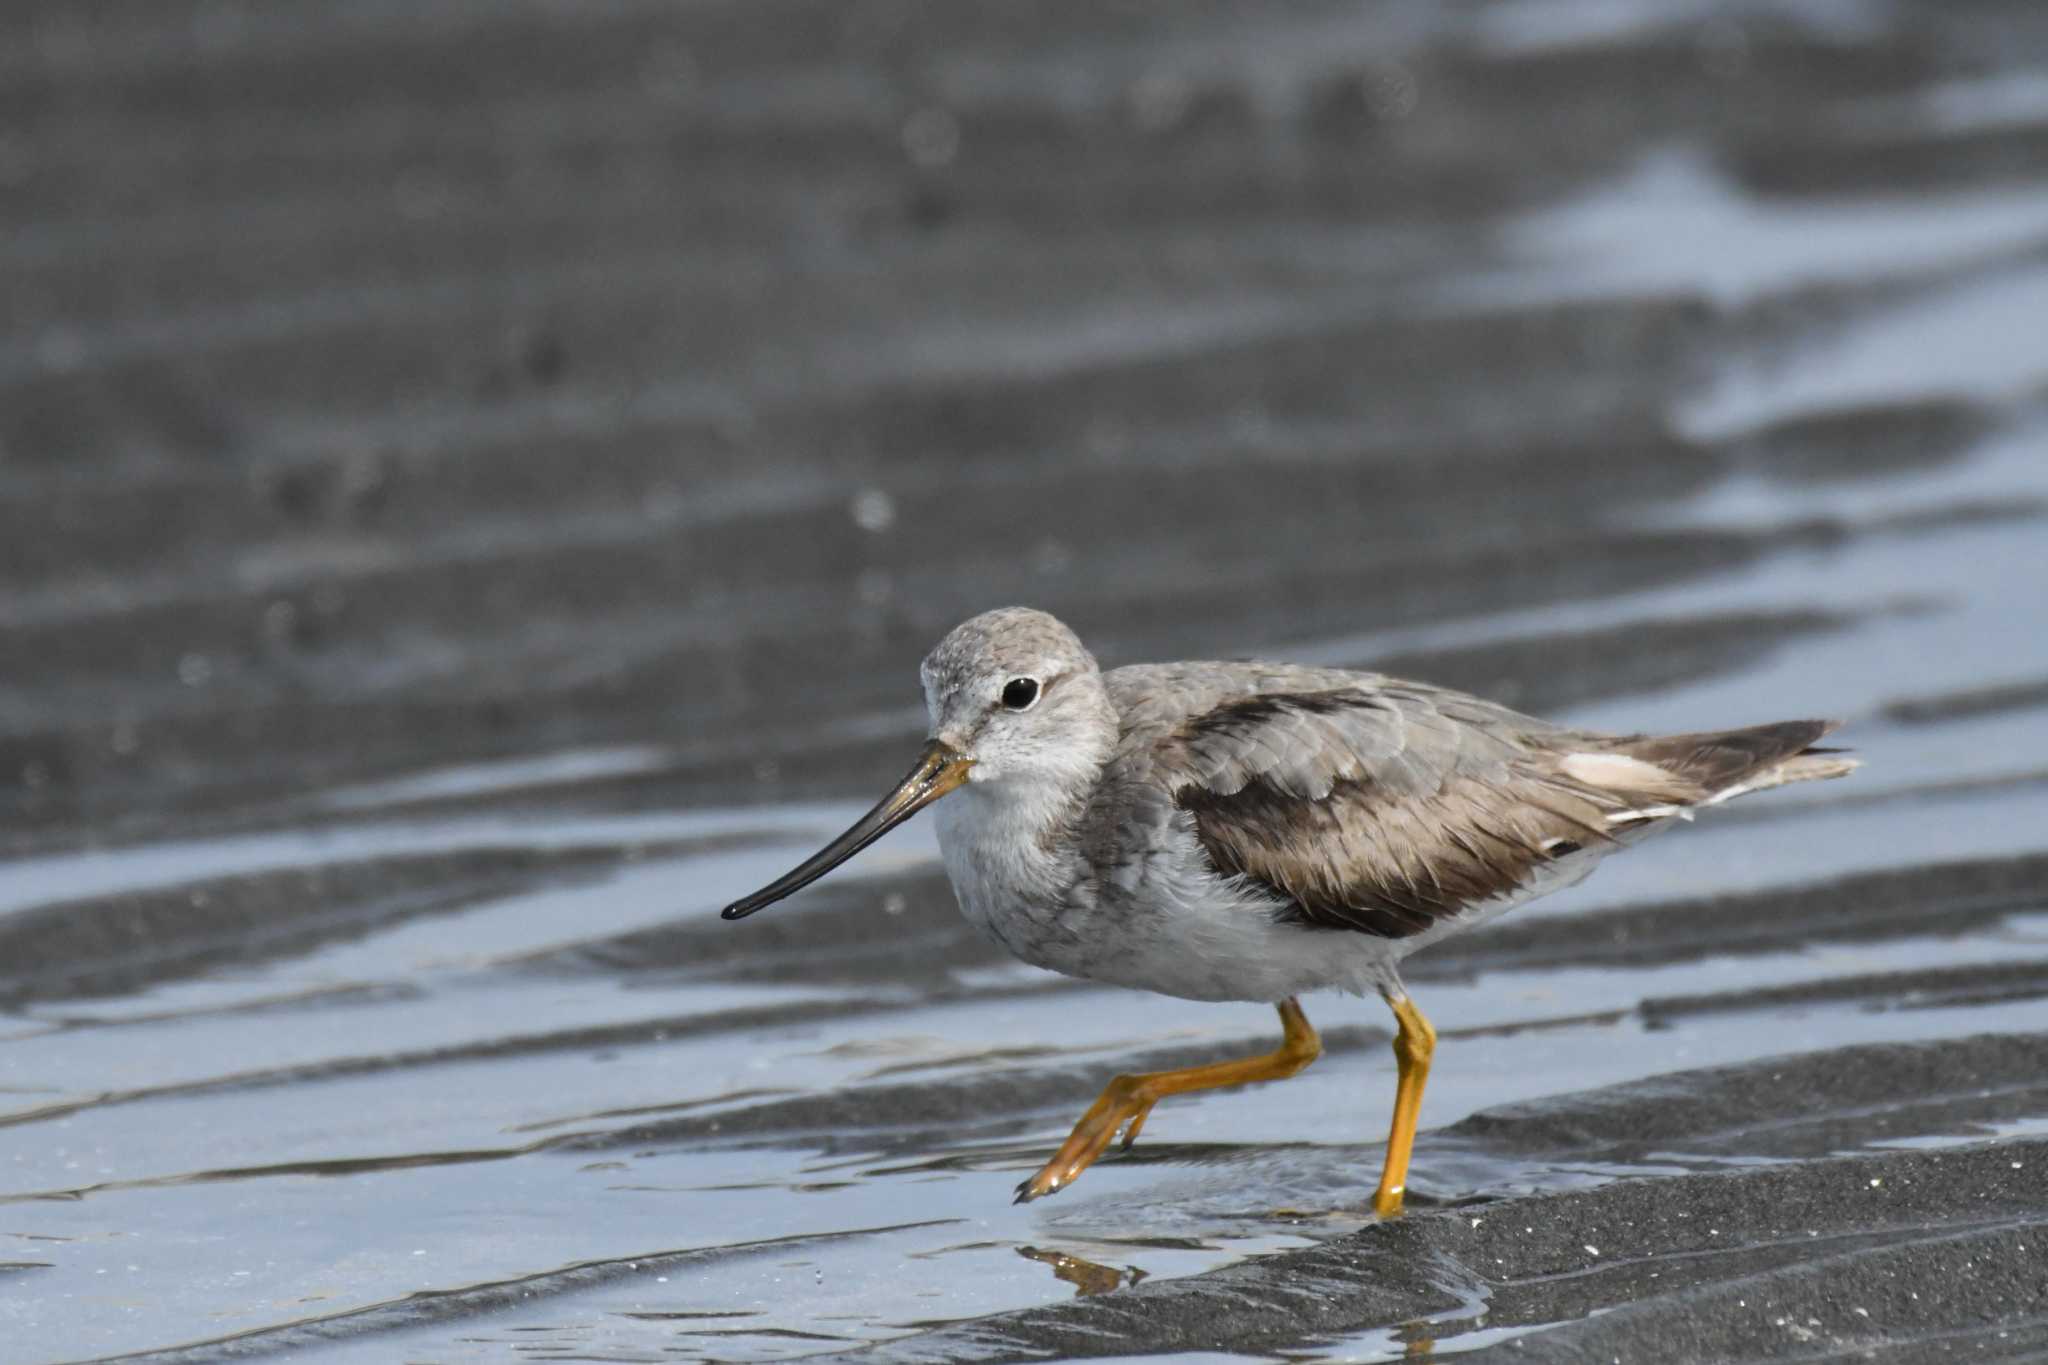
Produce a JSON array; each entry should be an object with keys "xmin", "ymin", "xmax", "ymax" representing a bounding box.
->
[{"xmin": 1000, "ymin": 677, "xmax": 1040, "ymax": 711}]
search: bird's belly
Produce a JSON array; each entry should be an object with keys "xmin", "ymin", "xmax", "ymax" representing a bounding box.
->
[
  {"xmin": 971, "ymin": 882, "xmax": 1369, "ymax": 1003},
  {"xmin": 1078, "ymin": 884, "xmax": 1388, "ymax": 1002},
  {"xmin": 938, "ymin": 806, "xmax": 1385, "ymax": 1003}
]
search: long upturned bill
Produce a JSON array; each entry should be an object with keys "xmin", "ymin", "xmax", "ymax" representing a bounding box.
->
[{"xmin": 720, "ymin": 739, "xmax": 972, "ymax": 919}]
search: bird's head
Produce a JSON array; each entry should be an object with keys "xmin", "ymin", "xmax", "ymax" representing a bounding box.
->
[{"xmin": 721, "ymin": 607, "xmax": 1112, "ymax": 921}]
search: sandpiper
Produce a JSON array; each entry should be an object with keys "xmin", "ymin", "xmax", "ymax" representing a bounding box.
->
[{"xmin": 723, "ymin": 607, "xmax": 1855, "ymax": 1215}]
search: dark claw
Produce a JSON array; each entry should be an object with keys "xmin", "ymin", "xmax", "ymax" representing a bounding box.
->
[{"xmin": 1015, "ymin": 1174, "xmax": 1060, "ymax": 1204}]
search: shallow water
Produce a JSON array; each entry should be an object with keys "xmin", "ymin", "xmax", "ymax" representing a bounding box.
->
[{"xmin": 6, "ymin": 1, "xmax": 2048, "ymax": 1361}]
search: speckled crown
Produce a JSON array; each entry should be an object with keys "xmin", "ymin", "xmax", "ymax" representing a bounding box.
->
[{"xmin": 920, "ymin": 607, "xmax": 1097, "ymax": 698}]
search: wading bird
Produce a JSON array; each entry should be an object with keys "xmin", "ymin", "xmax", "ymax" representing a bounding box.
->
[{"xmin": 723, "ymin": 607, "xmax": 1853, "ymax": 1214}]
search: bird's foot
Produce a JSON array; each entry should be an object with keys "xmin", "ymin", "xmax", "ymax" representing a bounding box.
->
[
  {"xmin": 1015, "ymin": 1075, "xmax": 1152, "ymax": 1203},
  {"xmin": 1117, "ymin": 1100, "xmax": 1156, "ymax": 1151}
]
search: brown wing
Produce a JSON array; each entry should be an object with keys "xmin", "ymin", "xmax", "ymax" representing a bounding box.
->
[{"xmin": 1155, "ymin": 685, "xmax": 1693, "ymax": 939}]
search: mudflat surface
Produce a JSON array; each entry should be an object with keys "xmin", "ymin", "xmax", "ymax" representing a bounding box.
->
[{"xmin": 5, "ymin": 1, "xmax": 2048, "ymax": 1361}]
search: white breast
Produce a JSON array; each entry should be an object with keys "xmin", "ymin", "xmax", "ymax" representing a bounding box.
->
[{"xmin": 931, "ymin": 782, "xmax": 1081, "ymax": 970}]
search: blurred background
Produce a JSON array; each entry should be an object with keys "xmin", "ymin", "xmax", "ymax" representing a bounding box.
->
[{"xmin": 6, "ymin": 2, "xmax": 2048, "ymax": 1361}]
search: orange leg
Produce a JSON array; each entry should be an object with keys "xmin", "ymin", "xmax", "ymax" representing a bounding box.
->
[
  {"xmin": 1015, "ymin": 998, "xmax": 1322, "ymax": 1202},
  {"xmin": 1372, "ymin": 991, "xmax": 1437, "ymax": 1218}
]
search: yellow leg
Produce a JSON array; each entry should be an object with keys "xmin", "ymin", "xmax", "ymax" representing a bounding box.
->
[
  {"xmin": 1372, "ymin": 992, "xmax": 1437, "ymax": 1218},
  {"xmin": 1016, "ymin": 998, "xmax": 1321, "ymax": 1202}
]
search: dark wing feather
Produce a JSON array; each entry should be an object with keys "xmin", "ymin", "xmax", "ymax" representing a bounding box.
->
[
  {"xmin": 1600, "ymin": 720, "xmax": 1838, "ymax": 791},
  {"xmin": 1153, "ymin": 686, "xmax": 1679, "ymax": 939}
]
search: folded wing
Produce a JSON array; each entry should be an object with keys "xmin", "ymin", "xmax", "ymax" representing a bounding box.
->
[{"xmin": 1124, "ymin": 677, "xmax": 1844, "ymax": 940}]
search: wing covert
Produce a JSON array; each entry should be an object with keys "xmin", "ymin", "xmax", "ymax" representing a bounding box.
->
[{"xmin": 1154, "ymin": 686, "xmax": 1629, "ymax": 939}]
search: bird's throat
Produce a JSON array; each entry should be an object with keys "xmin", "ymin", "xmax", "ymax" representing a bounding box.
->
[{"xmin": 933, "ymin": 774, "xmax": 1093, "ymax": 935}]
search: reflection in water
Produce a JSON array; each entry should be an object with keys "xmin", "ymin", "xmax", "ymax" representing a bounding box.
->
[
  {"xmin": 1397, "ymin": 1321, "xmax": 1438, "ymax": 1359},
  {"xmin": 1017, "ymin": 1243, "xmax": 1149, "ymax": 1297}
]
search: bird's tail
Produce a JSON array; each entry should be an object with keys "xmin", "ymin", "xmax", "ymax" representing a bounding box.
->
[{"xmin": 1608, "ymin": 719, "xmax": 1858, "ymax": 810}]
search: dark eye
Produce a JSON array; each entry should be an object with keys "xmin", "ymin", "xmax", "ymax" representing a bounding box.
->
[{"xmin": 1000, "ymin": 677, "xmax": 1040, "ymax": 711}]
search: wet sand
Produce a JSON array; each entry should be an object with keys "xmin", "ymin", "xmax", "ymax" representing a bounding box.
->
[{"xmin": 6, "ymin": 1, "xmax": 2048, "ymax": 1361}]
